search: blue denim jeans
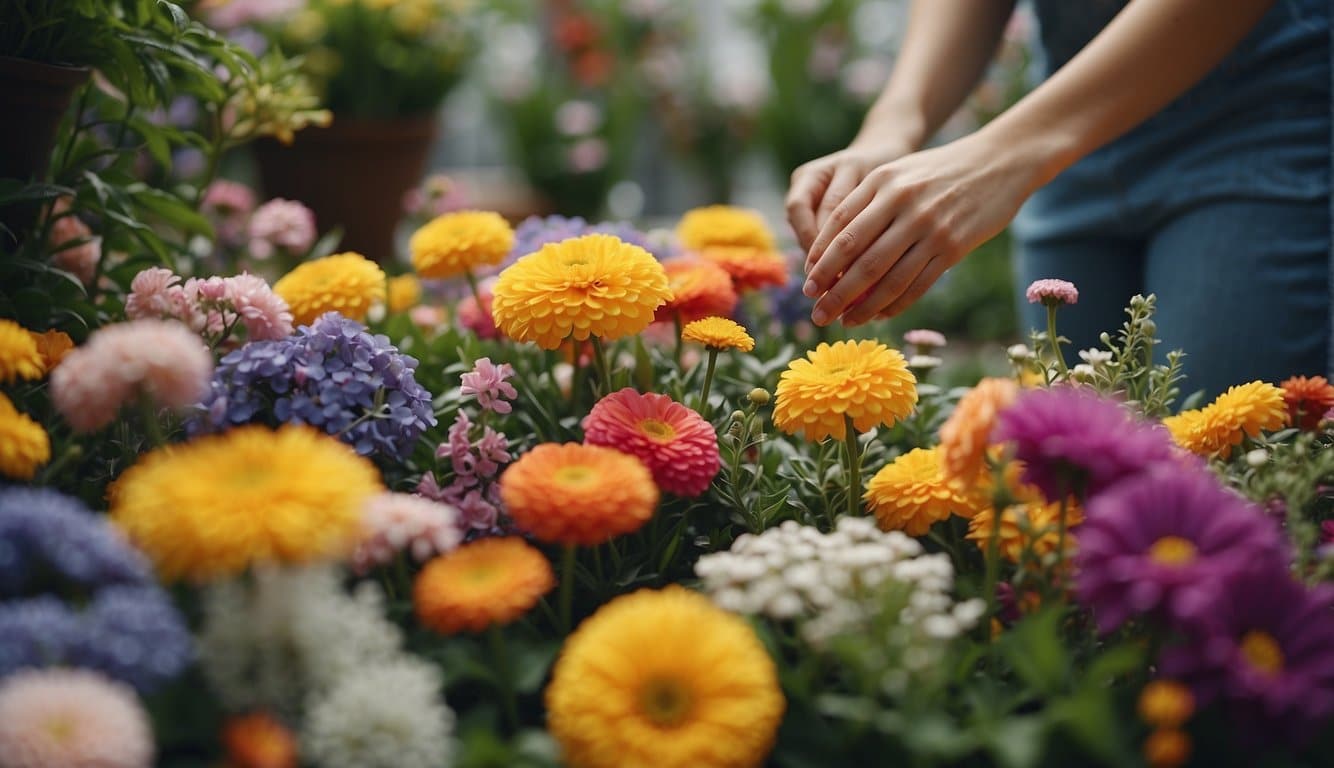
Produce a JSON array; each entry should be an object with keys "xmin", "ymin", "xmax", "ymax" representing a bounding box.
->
[{"xmin": 1013, "ymin": 0, "xmax": 1331, "ymax": 398}]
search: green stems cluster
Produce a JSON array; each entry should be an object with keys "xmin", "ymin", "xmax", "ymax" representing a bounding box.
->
[{"xmin": 844, "ymin": 415, "xmax": 862, "ymax": 519}]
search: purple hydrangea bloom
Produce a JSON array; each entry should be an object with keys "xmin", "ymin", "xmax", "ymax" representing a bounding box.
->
[
  {"xmin": 993, "ymin": 386, "xmax": 1179, "ymax": 499},
  {"xmin": 0, "ymin": 487, "xmax": 151, "ymax": 594},
  {"xmin": 194, "ymin": 312, "xmax": 437, "ymax": 461},
  {"xmin": 505, "ymin": 215, "xmax": 657, "ymax": 266},
  {"xmin": 1074, "ymin": 465, "xmax": 1288, "ymax": 634},
  {"xmin": 1159, "ymin": 565, "xmax": 1334, "ymax": 747}
]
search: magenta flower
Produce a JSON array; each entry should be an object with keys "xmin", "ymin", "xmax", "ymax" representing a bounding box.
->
[
  {"xmin": 460, "ymin": 357, "xmax": 517, "ymax": 415},
  {"xmin": 247, "ymin": 198, "xmax": 316, "ymax": 260},
  {"xmin": 1075, "ymin": 465, "xmax": 1288, "ymax": 633},
  {"xmin": 1025, "ymin": 278, "xmax": 1079, "ymax": 306}
]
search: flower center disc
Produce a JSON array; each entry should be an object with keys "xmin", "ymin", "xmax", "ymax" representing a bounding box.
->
[
  {"xmin": 1148, "ymin": 536, "xmax": 1198, "ymax": 566},
  {"xmin": 638, "ymin": 418, "xmax": 677, "ymax": 442},
  {"xmin": 1239, "ymin": 630, "xmax": 1284, "ymax": 676},
  {"xmin": 639, "ymin": 677, "xmax": 693, "ymax": 728},
  {"xmin": 554, "ymin": 465, "xmax": 595, "ymax": 486}
]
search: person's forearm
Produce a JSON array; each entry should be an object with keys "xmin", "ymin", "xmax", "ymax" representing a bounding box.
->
[
  {"xmin": 854, "ymin": 0, "xmax": 1017, "ymax": 152},
  {"xmin": 981, "ymin": 0, "xmax": 1277, "ymax": 194}
]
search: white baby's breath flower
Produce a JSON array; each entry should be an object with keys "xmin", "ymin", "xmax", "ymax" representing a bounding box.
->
[
  {"xmin": 907, "ymin": 355, "xmax": 943, "ymax": 371},
  {"xmin": 1007, "ymin": 343, "xmax": 1034, "ymax": 361},
  {"xmin": 1078, "ymin": 348, "xmax": 1113, "ymax": 366}
]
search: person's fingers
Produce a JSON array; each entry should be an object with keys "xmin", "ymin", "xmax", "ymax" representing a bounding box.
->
[
  {"xmin": 876, "ymin": 255, "xmax": 952, "ymax": 319},
  {"xmin": 804, "ymin": 180, "xmax": 881, "ymax": 285},
  {"xmin": 810, "ymin": 213, "xmax": 923, "ymax": 326},
  {"xmin": 785, "ymin": 163, "xmax": 831, "ymax": 252},
  {"xmin": 842, "ymin": 242, "xmax": 934, "ymax": 326},
  {"xmin": 812, "ymin": 165, "xmax": 864, "ymax": 248}
]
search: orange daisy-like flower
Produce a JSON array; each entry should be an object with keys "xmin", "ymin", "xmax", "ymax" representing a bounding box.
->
[
  {"xmin": 273, "ymin": 252, "xmax": 386, "ymax": 326},
  {"xmin": 413, "ymin": 537, "xmax": 555, "ymax": 634},
  {"xmin": 656, "ymin": 258, "xmax": 738, "ymax": 324},
  {"xmin": 1280, "ymin": 375, "xmax": 1334, "ymax": 431},
  {"xmin": 1163, "ymin": 381, "xmax": 1288, "ymax": 458},
  {"xmin": 490, "ymin": 234, "xmax": 672, "ymax": 350},
  {"xmin": 28, "ymin": 329, "xmax": 73, "ymax": 371},
  {"xmin": 865, "ymin": 447, "xmax": 985, "ymax": 536},
  {"xmin": 938, "ymin": 377, "xmax": 1019, "ymax": 484},
  {"xmin": 582, "ymin": 388, "xmax": 721, "ymax": 497},
  {"xmin": 676, "ymin": 205, "xmax": 776, "ymax": 251},
  {"xmin": 500, "ymin": 442, "xmax": 660, "ymax": 546},
  {"xmin": 698, "ymin": 246, "xmax": 789, "ymax": 293},
  {"xmin": 773, "ymin": 340, "xmax": 918, "ymax": 442},
  {"xmin": 222, "ymin": 712, "xmax": 298, "ymax": 768},
  {"xmin": 966, "ymin": 498, "xmax": 1083, "ymax": 563},
  {"xmin": 409, "ymin": 210, "xmax": 514, "ymax": 280},
  {"xmin": 681, "ymin": 316, "xmax": 755, "ymax": 352}
]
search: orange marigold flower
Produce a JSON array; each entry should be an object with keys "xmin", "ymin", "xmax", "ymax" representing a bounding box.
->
[
  {"xmin": 966, "ymin": 498, "xmax": 1083, "ymax": 563},
  {"xmin": 676, "ymin": 205, "xmax": 776, "ymax": 251},
  {"xmin": 28, "ymin": 329, "xmax": 74, "ymax": 371},
  {"xmin": 414, "ymin": 537, "xmax": 555, "ymax": 634},
  {"xmin": 1280, "ymin": 375, "xmax": 1334, "ymax": 431},
  {"xmin": 273, "ymin": 252, "xmax": 386, "ymax": 326},
  {"xmin": 865, "ymin": 447, "xmax": 985, "ymax": 536},
  {"xmin": 938, "ymin": 377, "xmax": 1019, "ymax": 484},
  {"xmin": 698, "ymin": 246, "xmax": 789, "ymax": 292},
  {"xmin": 0, "ymin": 319, "xmax": 44, "ymax": 383},
  {"xmin": 681, "ymin": 316, "xmax": 754, "ymax": 352},
  {"xmin": 582, "ymin": 389, "xmax": 721, "ymax": 497},
  {"xmin": 1163, "ymin": 381, "xmax": 1288, "ymax": 458},
  {"xmin": 1138, "ymin": 680, "xmax": 1195, "ymax": 729},
  {"xmin": 0, "ymin": 392, "xmax": 50, "ymax": 481},
  {"xmin": 222, "ymin": 712, "xmax": 298, "ymax": 768},
  {"xmin": 500, "ymin": 443, "xmax": 659, "ymax": 546},
  {"xmin": 1144, "ymin": 729, "xmax": 1191, "ymax": 768},
  {"xmin": 656, "ymin": 258, "xmax": 738, "ymax": 324},
  {"xmin": 773, "ymin": 340, "xmax": 917, "ymax": 442},
  {"xmin": 409, "ymin": 210, "xmax": 514, "ymax": 280}
]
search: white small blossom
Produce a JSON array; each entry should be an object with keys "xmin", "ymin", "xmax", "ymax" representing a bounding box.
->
[
  {"xmin": 907, "ymin": 355, "xmax": 943, "ymax": 370},
  {"xmin": 1078, "ymin": 348, "xmax": 1113, "ymax": 366},
  {"xmin": 1246, "ymin": 449, "xmax": 1268, "ymax": 468},
  {"xmin": 1007, "ymin": 343, "xmax": 1034, "ymax": 361},
  {"xmin": 1070, "ymin": 363, "xmax": 1097, "ymax": 382}
]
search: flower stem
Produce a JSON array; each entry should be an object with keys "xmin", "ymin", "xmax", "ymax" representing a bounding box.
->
[
  {"xmin": 673, "ymin": 313, "xmax": 683, "ymax": 367},
  {"xmin": 843, "ymin": 415, "xmax": 862, "ymax": 520},
  {"xmin": 1045, "ymin": 304, "xmax": 1068, "ymax": 380},
  {"xmin": 488, "ymin": 625, "xmax": 520, "ymax": 734},
  {"xmin": 464, "ymin": 269, "xmax": 485, "ymax": 311},
  {"xmin": 139, "ymin": 392, "xmax": 167, "ymax": 448},
  {"xmin": 559, "ymin": 544, "xmax": 577, "ymax": 635},
  {"xmin": 589, "ymin": 336, "xmax": 612, "ymax": 397},
  {"xmin": 698, "ymin": 349, "xmax": 719, "ymax": 413}
]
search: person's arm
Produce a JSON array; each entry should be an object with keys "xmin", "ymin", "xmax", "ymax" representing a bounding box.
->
[
  {"xmin": 803, "ymin": 0, "xmax": 1278, "ymax": 327},
  {"xmin": 785, "ymin": 0, "xmax": 1017, "ymax": 254}
]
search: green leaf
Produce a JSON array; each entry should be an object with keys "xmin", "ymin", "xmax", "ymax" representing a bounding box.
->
[
  {"xmin": 998, "ymin": 607, "xmax": 1070, "ymax": 695},
  {"xmin": 987, "ymin": 716, "xmax": 1047, "ymax": 768}
]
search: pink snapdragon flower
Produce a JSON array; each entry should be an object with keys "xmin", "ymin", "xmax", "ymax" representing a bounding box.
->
[
  {"xmin": 247, "ymin": 198, "xmax": 317, "ymax": 260},
  {"xmin": 460, "ymin": 357, "xmax": 517, "ymax": 414}
]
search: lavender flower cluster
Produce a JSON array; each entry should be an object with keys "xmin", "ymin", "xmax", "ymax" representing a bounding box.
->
[
  {"xmin": 418, "ymin": 411, "xmax": 510, "ymax": 532},
  {"xmin": 193, "ymin": 312, "xmax": 437, "ymax": 461},
  {"xmin": 0, "ymin": 488, "xmax": 192, "ymax": 692},
  {"xmin": 506, "ymin": 215, "xmax": 660, "ymax": 266}
]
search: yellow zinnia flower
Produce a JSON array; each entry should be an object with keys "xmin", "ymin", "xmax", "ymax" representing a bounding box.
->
[
  {"xmin": 681, "ymin": 316, "xmax": 754, "ymax": 352},
  {"xmin": 773, "ymin": 340, "xmax": 918, "ymax": 441},
  {"xmin": 966, "ymin": 499, "xmax": 1083, "ymax": 563},
  {"xmin": 546, "ymin": 586, "xmax": 785, "ymax": 768},
  {"xmin": 677, "ymin": 205, "xmax": 776, "ymax": 251},
  {"xmin": 273, "ymin": 252, "xmax": 386, "ymax": 326},
  {"xmin": 490, "ymin": 234, "xmax": 672, "ymax": 350},
  {"xmin": 109, "ymin": 425, "xmax": 383, "ymax": 582},
  {"xmin": 387, "ymin": 274, "xmax": 423, "ymax": 313},
  {"xmin": 414, "ymin": 537, "xmax": 555, "ymax": 634},
  {"xmin": 938, "ymin": 377, "xmax": 1019, "ymax": 484},
  {"xmin": 1163, "ymin": 381, "xmax": 1288, "ymax": 459},
  {"xmin": 0, "ymin": 320, "xmax": 44, "ymax": 383},
  {"xmin": 0, "ymin": 393, "xmax": 49, "ymax": 480},
  {"xmin": 865, "ymin": 447, "xmax": 984, "ymax": 536},
  {"xmin": 409, "ymin": 210, "xmax": 514, "ymax": 280}
]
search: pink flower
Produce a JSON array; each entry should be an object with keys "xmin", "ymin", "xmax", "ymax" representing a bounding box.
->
[
  {"xmin": 403, "ymin": 174, "xmax": 468, "ymax": 218},
  {"xmin": 125, "ymin": 267, "xmax": 187, "ymax": 321},
  {"xmin": 461, "ymin": 357, "xmax": 517, "ymax": 414},
  {"xmin": 456, "ymin": 278, "xmax": 498, "ymax": 339},
  {"xmin": 201, "ymin": 0, "xmax": 302, "ymax": 29},
  {"xmin": 49, "ymin": 199, "xmax": 101, "ymax": 286},
  {"xmin": 202, "ymin": 179, "xmax": 257, "ymax": 246},
  {"xmin": 582, "ymin": 388, "xmax": 721, "ymax": 497},
  {"xmin": 50, "ymin": 320, "xmax": 213, "ymax": 432},
  {"xmin": 352, "ymin": 492, "xmax": 463, "ymax": 575},
  {"xmin": 1026, "ymin": 278, "xmax": 1079, "ymax": 306},
  {"xmin": 0, "ymin": 668, "xmax": 154, "ymax": 768},
  {"xmin": 247, "ymin": 198, "xmax": 316, "ymax": 260},
  {"xmin": 225, "ymin": 273, "xmax": 294, "ymax": 341},
  {"xmin": 903, "ymin": 329, "xmax": 947, "ymax": 350},
  {"xmin": 410, "ymin": 305, "xmax": 447, "ymax": 331}
]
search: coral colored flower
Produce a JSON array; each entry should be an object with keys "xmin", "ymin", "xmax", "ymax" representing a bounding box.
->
[
  {"xmin": 351, "ymin": 493, "xmax": 462, "ymax": 576},
  {"xmin": 387, "ymin": 274, "xmax": 423, "ymax": 313},
  {"xmin": 49, "ymin": 199, "xmax": 101, "ymax": 286},
  {"xmin": 273, "ymin": 252, "xmax": 386, "ymax": 326},
  {"xmin": 903, "ymin": 329, "xmax": 947, "ymax": 351},
  {"xmin": 994, "ymin": 387, "xmax": 1177, "ymax": 499},
  {"xmin": 1164, "ymin": 381, "xmax": 1289, "ymax": 459},
  {"xmin": 222, "ymin": 712, "xmax": 298, "ymax": 768},
  {"xmin": 0, "ymin": 393, "xmax": 49, "ymax": 480},
  {"xmin": 109, "ymin": 426, "xmax": 383, "ymax": 583},
  {"xmin": 248, "ymin": 198, "xmax": 316, "ymax": 261},
  {"xmin": 460, "ymin": 357, "xmax": 517, "ymax": 415},
  {"xmin": 501, "ymin": 443, "xmax": 659, "ymax": 546},
  {"xmin": 698, "ymin": 246, "xmax": 789, "ymax": 292},
  {"xmin": 1143, "ymin": 729, "xmax": 1190, "ymax": 768},
  {"xmin": 656, "ymin": 258, "xmax": 738, "ymax": 324},
  {"xmin": 582, "ymin": 389, "xmax": 721, "ymax": 497},
  {"xmin": 966, "ymin": 498, "xmax": 1082, "ymax": 563},
  {"xmin": 455, "ymin": 276, "xmax": 498, "ymax": 338},
  {"xmin": 28, "ymin": 329, "xmax": 73, "ymax": 370},
  {"xmin": 413, "ymin": 537, "xmax": 555, "ymax": 634},
  {"xmin": 938, "ymin": 377, "xmax": 1019, "ymax": 484},
  {"xmin": 1279, "ymin": 375, "xmax": 1334, "ymax": 431},
  {"xmin": 865, "ymin": 447, "xmax": 985, "ymax": 536},
  {"xmin": 1025, "ymin": 278, "xmax": 1079, "ymax": 306},
  {"xmin": 1139, "ymin": 681, "xmax": 1195, "ymax": 729},
  {"xmin": 677, "ymin": 205, "xmax": 777, "ymax": 251},
  {"xmin": 0, "ymin": 319, "xmax": 44, "ymax": 383},
  {"xmin": 0, "ymin": 669, "xmax": 154, "ymax": 768},
  {"xmin": 49, "ymin": 319, "xmax": 212, "ymax": 433},
  {"xmin": 681, "ymin": 316, "xmax": 755, "ymax": 352},
  {"xmin": 410, "ymin": 210, "xmax": 514, "ymax": 280},
  {"xmin": 773, "ymin": 340, "xmax": 918, "ymax": 441},
  {"xmin": 546, "ymin": 586, "xmax": 785, "ymax": 768},
  {"xmin": 490, "ymin": 234, "xmax": 672, "ymax": 350}
]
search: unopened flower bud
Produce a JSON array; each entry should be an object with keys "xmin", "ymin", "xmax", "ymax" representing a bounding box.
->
[
  {"xmin": 1245, "ymin": 449, "xmax": 1267, "ymax": 468},
  {"xmin": 747, "ymin": 388, "xmax": 771, "ymax": 406}
]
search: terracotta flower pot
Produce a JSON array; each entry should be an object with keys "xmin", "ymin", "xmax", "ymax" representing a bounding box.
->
[
  {"xmin": 0, "ymin": 55, "xmax": 91, "ymax": 183},
  {"xmin": 254, "ymin": 115, "xmax": 440, "ymax": 263}
]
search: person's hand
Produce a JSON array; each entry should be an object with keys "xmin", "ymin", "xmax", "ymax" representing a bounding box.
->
[
  {"xmin": 784, "ymin": 140, "xmax": 913, "ymax": 260},
  {"xmin": 802, "ymin": 133, "xmax": 1040, "ymax": 327}
]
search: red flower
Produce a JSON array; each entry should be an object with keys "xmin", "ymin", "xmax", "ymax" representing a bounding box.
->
[
  {"xmin": 583, "ymin": 388, "xmax": 721, "ymax": 497},
  {"xmin": 1280, "ymin": 375, "xmax": 1334, "ymax": 431}
]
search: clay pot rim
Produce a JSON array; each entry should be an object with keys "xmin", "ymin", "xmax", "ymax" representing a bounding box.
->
[{"xmin": 0, "ymin": 55, "xmax": 92, "ymax": 87}]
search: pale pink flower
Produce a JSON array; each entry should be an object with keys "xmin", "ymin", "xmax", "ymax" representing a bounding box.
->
[
  {"xmin": 456, "ymin": 292, "xmax": 498, "ymax": 339},
  {"xmin": 1025, "ymin": 278, "xmax": 1079, "ymax": 306},
  {"xmin": 903, "ymin": 329, "xmax": 947, "ymax": 350},
  {"xmin": 202, "ymin": 179, "xmax": 257, "ymax": 246},
  {"xmin": 49, "ymin": 199, "xmax": 101, "ymax": 286},
  {"xmin": 225, "ymin": 273, "xmax": 294, "ymax": 340},
  {"xmin": 247, "ymin": 198, "xmax": 316, "ymax": 260},
  {"xmin": 352, "ymin": 492, "xmax": 463, "ymax": 575},
  {"xmin": 402, "ymin": 174, "xmax": 468, "ymax": 218},
  {"xmin": 566, "ymin": 138, "xmax": 608, "ymax": 173},
  {"xmin": 409, "ymin": 305, "xmax": 447, "ymax": 331},
  {"xmin": 460, "ymin": 357, "xmax": 517, "ymax": 414},
  {"xmin": 0, "ymin": 668, "xmax": 154, "ymax": 768},
  {"xmin": 201, "ymin": 0, "xmax": 302, "ymax": 29},
  {"xmin": 125, "ymin": 267, "xmax": 186, "ymax": 321},
  {"xmin": 50, "ymin": 320, "xmax": 213, "ymax": 433}
]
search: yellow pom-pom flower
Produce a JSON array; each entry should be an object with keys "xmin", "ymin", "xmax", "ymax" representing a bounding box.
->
[
  {"xmin": 0, "ymin": 393, "xmax": 49, "ymax": 480},
  {"xmin": 386, "ymin": 274, "xmax": 423, "ymax": 313},
  {"xmin": 966, "ymin": 499, "xmax": 1083, "ymax": 563},
  {"xmin": 865, "ymin": 447, "xmax": 984, "ymax": 536},
  {"xmin": 546, "ymin": 586, "xmax": 785, "ymax": 768},
  {"xmin": 0, "ymin": 320, "xmax": 45, "ymax": 383},
  {"xmin": 773, "ymin": 340, "xmax": 918, "ymax": 441},
  {"xmin": 938, "ymin": 377, "xmax": 1019, "ymax": 483},
  {"xmin": 1163, "ymin": 381, "xmax": 1288, "ymax": 458},
  {"xmin": 414, "ymin": 537, "xmax": 555, "ymax": 634},
  {"xmin": 273, "ymin": 252, "xmax": 386, "ymax": 326},
  {"xmin": 490, "ymin": 234, "xmax": 672, "ymax": 350},
  {"xmin": 109, "ymin": 425, "xmax": 383, "ymax": 582},
  {"xmin": 677, "ymin": 205, "xmax": 776, "ymax": 251},
  {"xmin": 409, "ymin": 210, "xmax": 514, "ymax": 280},
  {"xmin": 681, "ymin": 317, "xmax": 754, "ymax": 352}
]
